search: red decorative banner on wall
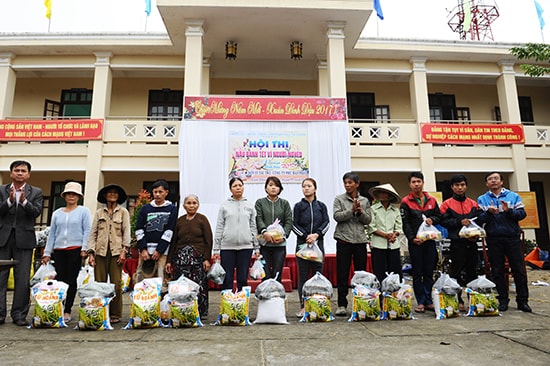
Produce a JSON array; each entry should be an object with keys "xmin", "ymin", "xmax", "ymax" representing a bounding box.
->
[
  {"xmin": 184, "ymin": 96, "xmax": 347, "ymax": 121},
  {"xmin": 420, "ymin": 123, "xmax": 524, "ymax": 144},
  {"xmin": 0, "ymin": 119, "xmax": 104, "ymax": 141}
]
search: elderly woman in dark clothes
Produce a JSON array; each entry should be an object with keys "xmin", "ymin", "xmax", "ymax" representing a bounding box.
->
[{"xmin": 166, "ymin": 194, "xmax": 213, "ymax": 319}]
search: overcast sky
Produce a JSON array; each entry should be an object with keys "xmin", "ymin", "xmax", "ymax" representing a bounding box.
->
[{"xmin": 0, "ymin": 0, "xmax": 548, "ymax": 44}]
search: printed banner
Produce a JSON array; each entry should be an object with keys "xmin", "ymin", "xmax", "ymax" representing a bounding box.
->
[
  {"xmin": 420, "ymin": 123, "xmax": 524, "ymax": 144},
  {"xmin": 184, "ymin": 96, "xmax": 347, "ymax": 121},
  {"xmin": 0, "ymin": 119, "xmax": 104, "ymax": 141},
  {"xmin": 228, "ymin": 131, "xmax": 309, "ymax": 183}
]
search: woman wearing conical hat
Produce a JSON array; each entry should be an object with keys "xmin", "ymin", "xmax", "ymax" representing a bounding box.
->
[{"xmin": 367, "ymin": 183, "xmax": 403, "ymax": 284}]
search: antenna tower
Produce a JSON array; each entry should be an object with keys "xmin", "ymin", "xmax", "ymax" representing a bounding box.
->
[{"xmin": 447, "ymin": 0, "xmax": 499, "ymax": 41}]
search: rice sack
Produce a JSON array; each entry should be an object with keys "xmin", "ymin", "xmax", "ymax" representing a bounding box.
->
[
  {"xmin": 254, "ymin": 279, "xmax": 287, "ymax": 324},
  {"xmin": 465, "ymin": 275, "xmax": 499, "ymax": 317},
  {"xmin": 432, "ymin": 273, "xmax": 461, "ymax": 320},
  {"xmin": 124, "ymin": 277, "xmax": 162, "ymax": 329},
  {"xmin": 381, "ymin": 284, "xmax": 413, "ymax": 320},
  {"xmin": 77, "ymin": 282, "xmax": 116, "ymax": 330},
  {"xmin": 300, "ymin": 272, "xmax": 334, "ymax": 322},
  {"xmin": 302, "ymin": 294, "xmax": 333, "ymax": 322},
  {"xmin": 31, "ymin": 280, "xmax": 69, "ymax": 328},
  {"xmin": 348, "ymin": 285, "xmax": 381, "ymax": 322},
  {"xmin": 164, "ymin": 274, "xmax": 202, "ymax": 328},
  {"xmin": 215, "ymin": 286, "xmax": 251, "ymax": 326}
]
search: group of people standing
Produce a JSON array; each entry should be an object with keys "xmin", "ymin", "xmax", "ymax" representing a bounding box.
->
[{"xmin": 0, "ymin": 159, "xmax": 533, "ymax": 327}]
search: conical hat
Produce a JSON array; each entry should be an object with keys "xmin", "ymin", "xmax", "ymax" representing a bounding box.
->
[{"xmin": 369, "ymin": 183, "xmax": 401, "ymax": 203}]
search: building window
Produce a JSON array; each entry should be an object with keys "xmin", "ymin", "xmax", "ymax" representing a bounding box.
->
[
  {"xmin": 456, "ymin": 107, "xmax": 471, "ymax": 121},
  {"xmin": 347, "ymin": 92, "xmax": 375, "ymax": 120},
  {"xmin": 519, "ymin": 96, "xmax": 534, "ymax": 125},
  {"xmin": 428, "ymin": 93, "xmax": 456, "ymax": 120},
  {"xmin": 429, "ymin": 107, "xmax": 442, "ymax": 120},
  {"xmin": 148, "ymin": 89, "xmax": 183, "ymax": 120},
  {"xmin": 60, "ymin": 89, "xmax": 92, "ymax": 117},
  {"xmin": 374, "ymin": 105, "xmax": 390, "ymax": 122}
]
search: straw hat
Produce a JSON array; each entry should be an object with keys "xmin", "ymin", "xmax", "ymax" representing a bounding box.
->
[
  {"xmin": 61, "ymin": 182, "xmax": 83, "ymax": 197},
  {"xmin": 369, "ymin": 183, "xmax": 401, "ymax": 203},
  {"xmin": 97, "ymin": 183, "xmax": 128, "ymax": 204}
]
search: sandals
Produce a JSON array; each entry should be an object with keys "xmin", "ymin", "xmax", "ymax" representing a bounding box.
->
[
  {"xmin": 425, "ymin": 304, "xmax": 435, "ymax": 312},
  {"xmin": 110, "ymin": 317, "xmax": 121, "ymax": 324},
  {"xmin": 295, "ymin": 309, "xmax": 305, "ymax": 318},
  {"xmin": 414, "ymin": 305, "xmax": 425, "ymax": 313}
]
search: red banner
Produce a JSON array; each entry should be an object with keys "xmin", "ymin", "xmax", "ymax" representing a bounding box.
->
[
  {"xmin": 0, "ymin": 119, "xmax": 103, "ymax": 141},
  {"xmin": 184, "ymin": 96, "xmax": 347, "ymax": 121},
  {"xmin": 420, "ymin": 123, "xmax": 524, "ymax": 144}
]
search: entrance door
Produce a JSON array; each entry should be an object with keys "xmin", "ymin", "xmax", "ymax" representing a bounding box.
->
[{"xmin": 529, "ymin": 181, "xmax": 549, "ymax": 251}]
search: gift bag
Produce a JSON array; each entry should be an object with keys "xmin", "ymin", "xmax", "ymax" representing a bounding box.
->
[
  {"xmin": 350, "ymin": 271, "xmax": 380, "ymax": 289},
  {"xmin": 296, "ymin": 241, "xmax": 323, "ymax": 263},
  {"xmin": 249, "ymin": 257, "xmax": 266, "ymax": 280},
  {"xmin": 31, "ymin": 280, "xmax": 69, "ymax": 328},
  {"xmin": 348, "ymin": 285, "xmax": 381, "ymax": 322},
  {"xmin": 458, "ymin": 219, "xmax": 486, "ymax": 239},
  {"xmin": 416, "ymin": 216, "xmax": 442, "ymax": 242},
  {"xmin": 77, "ymin": 282, "xmax": 116, "ymax": 330},
  {"xmin": 215, "ymin": 286, "xmax": 251, "ymax": 326},
  {"xmin": 207, "ymin": 259, "xmax": 226, "ymax": 285}
]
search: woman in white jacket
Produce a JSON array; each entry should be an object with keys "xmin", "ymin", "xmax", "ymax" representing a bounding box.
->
[{"xmin": 213, "ymin": 177, "xmax": 259, "ymax": 291}]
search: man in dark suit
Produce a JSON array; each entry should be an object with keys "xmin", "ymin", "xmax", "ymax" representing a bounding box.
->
[{"xmin": 0, "ymin": 160, "xmax": 43, "ymax": 326}]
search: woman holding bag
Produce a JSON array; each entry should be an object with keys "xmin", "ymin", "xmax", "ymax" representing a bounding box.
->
[
  {"xmin": 255, "ymin": 176, "xmax": 293, "ymax": 282},
  {"xmin": 86, "ymin": 184, "xmax": 131, "ymax": 324},
  {"xmin": 292, "ymin": 178, "xmax": 330, "ymax": 318},
  {"xmin": 42, "ymin": 181, "xmax": 91, "ymax": 323}
]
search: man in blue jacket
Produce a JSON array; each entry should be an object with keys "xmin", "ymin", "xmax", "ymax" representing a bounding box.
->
[{"xmin": 478, "ymin": 172, "xmax": 531, "ymax": 312}]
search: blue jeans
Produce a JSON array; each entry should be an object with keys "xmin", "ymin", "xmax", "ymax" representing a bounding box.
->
[
  {"xmin": 409, "ymin": 240, "xmax": 437, "ymax": 306},
  {"xmin": 220, "ymin": 249, "xmax": 253, "ymax": 291}
]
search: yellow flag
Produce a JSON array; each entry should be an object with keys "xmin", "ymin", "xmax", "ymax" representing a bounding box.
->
[{"xmin": 44, "ymin": 0, "xmax": 52, "ymax": 20}]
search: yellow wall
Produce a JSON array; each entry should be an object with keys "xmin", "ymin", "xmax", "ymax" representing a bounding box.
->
[
  {"xmin": 110, "ymin": 78, "xmax": 183, "ymax": 116},
  {"xmin": 427, "ymin": 83, "xmax": 499, "ymax": 121},
  {"xmin": 13, "ymin": 78, "xmax": 94, "ymax": 117},
  {"xmin": 210, "ymin": 78, "xmax": 317, "ymax": 95}
]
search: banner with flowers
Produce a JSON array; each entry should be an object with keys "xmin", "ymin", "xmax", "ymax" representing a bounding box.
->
[{"xmin": 229, "ymin": 131, "xmax": 308, "ymax": 183}]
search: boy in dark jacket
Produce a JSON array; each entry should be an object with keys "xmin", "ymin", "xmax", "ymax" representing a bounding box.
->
[
  {"xmin": 400, "ymin": 171, "xmax": 441, "ymax": 313},
  {"xmin": 440, "ymin": 174, "xmax": 481, "ymax": 311}
]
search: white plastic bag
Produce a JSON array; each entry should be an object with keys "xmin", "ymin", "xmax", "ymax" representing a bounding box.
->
[
  {"xmin": 30, "ymin": 262, "xmax": 57, "ymax": 286},
  {"xmin": 207, "ymin": 259, "xmax": 226, "ymax": 285},
  {"xmin": 77, "ymin": 264, "xmax": 95, "ymax": 288},
  {"xmin": 249, "ymin": 258, "xmax": 266, "ymax": 280},
  {"xmin": 296, "ymin": 241, "xmax": 323, "ymax": 263},
  {"xmin": 416, "ymin": 216, "xmax": 442, "ymax": 242}
]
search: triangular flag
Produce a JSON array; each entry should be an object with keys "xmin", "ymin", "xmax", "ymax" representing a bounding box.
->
[
  {"xmin": 44, "ymin": 0, "xmax": 52, "ymax": 20},
  {"xmin": 463, "ymin": 0, "xmax": 472, "ymax": 32},
  {"xmin": 374, "ymin": 0, "xmax": 384, "ymax": 20}
]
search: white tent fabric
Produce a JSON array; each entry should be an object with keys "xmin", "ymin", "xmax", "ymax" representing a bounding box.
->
[{"xmin": 179, "ymin": 120, "xmax": 351, "ymax": 254}]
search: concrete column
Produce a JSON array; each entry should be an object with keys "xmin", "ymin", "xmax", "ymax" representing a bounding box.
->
[
  {"xmin": 409, "ymin": 57, "xmax": 436, "ymax": 191},
  {"xmin": 84, "ymin": 52, "xmax": 113, "ymax": 211},
  {"xmin": 326, "ymin": 22, "xmax": 346, "ymax": 98},
  {"xmin": 201, "ymin": 57, "xmax": 210, "ymax": 95},
  {"xmin": 0, "ymin": 53, "xmax": 16, "ymax": 119},
  {"xmin": 184, "ymin": 20, "xmax": 204, "ymax": 97},
  {"xmin": 497, "ymin": 60, "xmax": 529, "ymax": 191},
  {"xmin": 317, "ymin": 57, "xmax": 329, "ymax": 97}
]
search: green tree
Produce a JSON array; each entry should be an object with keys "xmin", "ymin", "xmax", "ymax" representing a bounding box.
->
[{"xmin": 510, "ymin": 43, "xmax": 550, "ymax": 77}]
